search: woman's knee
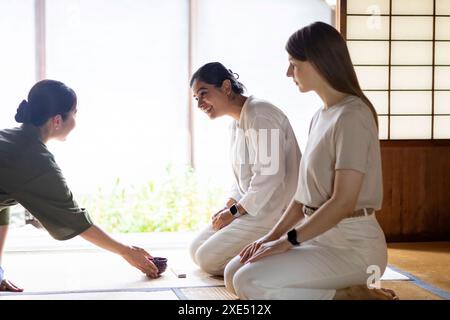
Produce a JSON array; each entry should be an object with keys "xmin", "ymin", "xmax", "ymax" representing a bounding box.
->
[
  {"xmin": 188, "ymin": 237, "xmax": 201, "ymax": 264},
  {"xmin": 189, "ymin": 225, "xmax": 216, "ymax": 265},
  {"xmin": 195, "ymin": 245, "xmax": 225, "ymax": 275},
  {"xmin": 232, "ymin": 265, "xmax": 261, "ymax": 299},
  {"xmin": 224, "ymin": 255, "xmax": 243, "ymax": 295}
]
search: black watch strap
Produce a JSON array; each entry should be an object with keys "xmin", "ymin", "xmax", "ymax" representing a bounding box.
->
[{"xmin": 287, "ymin": 229, "xmax": 300, "ymax": 246}]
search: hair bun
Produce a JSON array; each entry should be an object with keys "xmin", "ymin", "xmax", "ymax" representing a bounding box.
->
[
  {"xmin": 227, "ymin": 69, "xmax": 240, "ymax": 79},
  {"xmin": 15, "ymin": 100, "xmax": 31, "ymax": 124}
]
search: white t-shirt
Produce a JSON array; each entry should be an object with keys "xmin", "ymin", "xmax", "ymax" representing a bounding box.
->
[
  {"xmin": 228, "ymin": 95, "xmax": 301, "ymax": 226},
  {"xmin": 295, "ymin": 95, "xmax": 383, "ymax": 211}
]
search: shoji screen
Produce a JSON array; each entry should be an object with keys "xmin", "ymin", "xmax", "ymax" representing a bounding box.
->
[{"xmin": 344, "ymin": 0, "xmax": 450, "ymax": 139}]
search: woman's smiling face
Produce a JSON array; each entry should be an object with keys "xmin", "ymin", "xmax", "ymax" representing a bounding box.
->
[{"xmin": 192, "ymin": 80, "xmax": 230, "ymax": 119}]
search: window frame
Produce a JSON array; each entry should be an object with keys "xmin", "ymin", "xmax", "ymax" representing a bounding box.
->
[{"xmin": 337, "ymin": 0, "xmax": 450, "ymax": 141}]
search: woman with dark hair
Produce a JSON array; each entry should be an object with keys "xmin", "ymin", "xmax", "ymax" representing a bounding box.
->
[
  {"xmin": 0, "ymin": 80, "xmax": 159, "ymax": 291},
  {"xmin": 189, "ymin": 62, "xmax": 301, "ymax": 275},
  {"xmin": 225, "ymin": 22, "xmax": 398, "ymax": 300}
]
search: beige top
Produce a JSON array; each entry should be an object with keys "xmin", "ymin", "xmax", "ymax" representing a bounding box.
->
[{"xmin": 295, "ymin": 95, "xmax": 383, "ymax": 211}]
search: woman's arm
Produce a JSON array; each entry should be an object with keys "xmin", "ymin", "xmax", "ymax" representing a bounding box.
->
[
  {"xmin": 226, "ymin": 198, "xmax": 237, "ymax": 207},
  {"xmin": 79, "ymin": 225, "xmax": 158, "ymax": 278},
  {"xmin": 267, "ymin": 199, "xmax": 304, "ymax": 239},
  {"xmin": 245, "ymin": 169, "xmax": 364, "ymax": 263},
  {"xmin": 239, "ymin": 199, "xmax": 304, "ymax": 262}
]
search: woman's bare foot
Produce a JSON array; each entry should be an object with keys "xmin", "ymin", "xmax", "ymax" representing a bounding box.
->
[
  {"xmin": 0, "ymin": 279, "xmax": 24, "ymax": 292},
  {"xmin": 334, "ymin": 285, "xmax": 399, "ymax": 300}
]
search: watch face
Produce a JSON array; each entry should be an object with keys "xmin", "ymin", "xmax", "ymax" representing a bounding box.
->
[
  {"xmin": 230, "ymin": 205, "xmax": 238, "ymax": 215},
  {"xmin": 288, "ymin": 229, "xmax": 299, "ymax": 245}
]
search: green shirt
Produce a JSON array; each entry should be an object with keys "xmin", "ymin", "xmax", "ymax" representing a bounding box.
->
[{"xmin": 0, "ymin": 125, "xmax": 93, "ymax": 240}]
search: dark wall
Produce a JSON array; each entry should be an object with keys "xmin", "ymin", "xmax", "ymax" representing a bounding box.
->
[{"xmin": 379, "ymin": 141, "xmax": 450, "ymax": 242}]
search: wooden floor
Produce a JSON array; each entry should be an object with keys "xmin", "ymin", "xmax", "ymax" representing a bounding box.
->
[
  {"xmin": 385, "ymin": 242, "xmax": 450, "ymax": 300},
  {"xmin": 1, "ymin": 229, "xmax": 448, "ymax": 300}
]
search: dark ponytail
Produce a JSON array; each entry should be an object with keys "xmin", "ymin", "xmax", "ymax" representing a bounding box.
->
[
  {"xmin": 190, "ymin": 62, "xmax": 246, "ymax": 94},
  {"xmin": 15, "ymin": 79, "xmax": 77, "ymax": 127},
  {"xmin": 15, "ymin": 100, "xmax": 32, "ymax": 124}
]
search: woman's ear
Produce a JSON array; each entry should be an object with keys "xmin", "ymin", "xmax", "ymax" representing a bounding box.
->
[
  {"xmin": 221, "ymin": 79, "xmax": 232, "ymax": 96},
  {"xmin": 52, "ymin": 114, "xmax": 63, "ymax": 130}
]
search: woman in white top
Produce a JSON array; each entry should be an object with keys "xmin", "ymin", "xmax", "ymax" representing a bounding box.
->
[
  {"xmin": 224, "ymin": 22, "xmax": 398, "ymax": 299},
  {"xmin": 189, "ymin": 62, "xmax": 301, "ymax": 275}
]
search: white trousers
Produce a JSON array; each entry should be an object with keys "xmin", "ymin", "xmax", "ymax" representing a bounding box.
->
[
  {"xmin": 189, "ymin": 220, "xmax": 273, "ymax": 276},
  {"xmin": 224, "ymin": 214, "xmax": 388, "ymax": 299}
]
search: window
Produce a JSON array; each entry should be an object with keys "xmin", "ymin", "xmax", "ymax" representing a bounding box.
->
[
  {"xmin": 0, "ymin": 0, "xmax": 35, "ymax": 129},
  {"xmin": 0, "ymin": 0, "xmax": 36, "ymax": 225},
  {"xmin": 343, "ymin": 0, "xmax": 450, "ymax": 140},
  {"xmin": 45, "ymin": 0, "xmax": 190, "ymax": 193},
  {"xmin": 192, "ymin": 0, "xmax": 332, "ymax": 185},
  {"xmin": 1, "ymin": 0, "xmax": 332, "ymax": 193},
  {"xmin": 2, "ymin": 0, "xmax": 333, "ymax": 231}
]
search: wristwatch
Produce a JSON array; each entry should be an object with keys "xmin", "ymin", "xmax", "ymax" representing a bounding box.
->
[
  {"xmin": 287, "ymin": 229, "xmax": 300, "ymax": 246},
  {"xmin": 229, "ymin": 204, "xmax": 242, "ymax": 218}
]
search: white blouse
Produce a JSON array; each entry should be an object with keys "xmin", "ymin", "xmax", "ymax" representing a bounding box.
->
[{"xmin": 228, "ymin": 96, "xmax": 301, "ymax": 226}]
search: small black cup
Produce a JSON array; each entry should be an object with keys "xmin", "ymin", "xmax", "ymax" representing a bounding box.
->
[{"xmin": 151, "ymin": 257, "xmax": 168, "ymax": 274}]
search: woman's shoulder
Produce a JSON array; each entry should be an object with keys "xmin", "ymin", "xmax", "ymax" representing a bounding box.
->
[
  {"xmin": 335, "ymin": 96, "xmax": 374, "ymax": 123},
  {"xmin": 244, "ymin": 96, "xmax": 287, "ymax": 124},
  {"xmin": 328, "ymin": 97, "xmax": 378, "ymax": 137},
  {"xmin": 0, "ymin": 126, "xmax": 21, "ymax": 139},
  {"xmin": 0, "ymin": 126, "xmax": 54, "ymax": 168},
  {"xmin": 0, "ymin": 127, "xmax": 27, "ymax": 153}
]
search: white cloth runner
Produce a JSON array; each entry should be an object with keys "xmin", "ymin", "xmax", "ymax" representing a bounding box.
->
[{"xmin": 381, "ymin": 267, "xmax": 409, "ymax": 281}]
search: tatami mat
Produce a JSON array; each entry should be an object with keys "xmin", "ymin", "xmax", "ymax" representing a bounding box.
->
[
  {"xmin": 0, "ymin": 289, "xmax": 178, "ymax": 300},
  {"xmin": 180, "ymin": 286, "xmax": 238, "ymax": 300},
  {"xmin": 1, "ymin": 249, "xmax": 222, "ymax": 293}
]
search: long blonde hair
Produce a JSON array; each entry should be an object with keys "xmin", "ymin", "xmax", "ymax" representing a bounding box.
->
[{"xmin": 286, "ymin": 22, "xmax": 378, "ymax": 128}]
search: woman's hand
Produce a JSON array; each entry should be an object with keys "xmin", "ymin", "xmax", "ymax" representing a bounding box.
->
[
  {"xmin": 211, "ymin": 206, "xmax": 227, "ymax": 222},
  {"xmin": 120, "ymin": 246, "xmax": 159, "ymax": 278},
  {"xmin": 246, "ymin": 236, "xmax": 293, "ymax": 264},
  {"xmin": 0, "ymin": 279, "xmax": 23, "ymax": 292},
  {"xmin": 212, "ymin": 210, "xmax": 235, "ymax": 231},
  {"xmin": 239, "ymin": 233, "xmax": 277, "ymax": 263}
]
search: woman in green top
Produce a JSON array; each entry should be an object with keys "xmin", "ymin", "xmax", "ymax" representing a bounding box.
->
[{"xmin": 0, "ymin": 80, "xmax": 159, "ymax": 291}]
